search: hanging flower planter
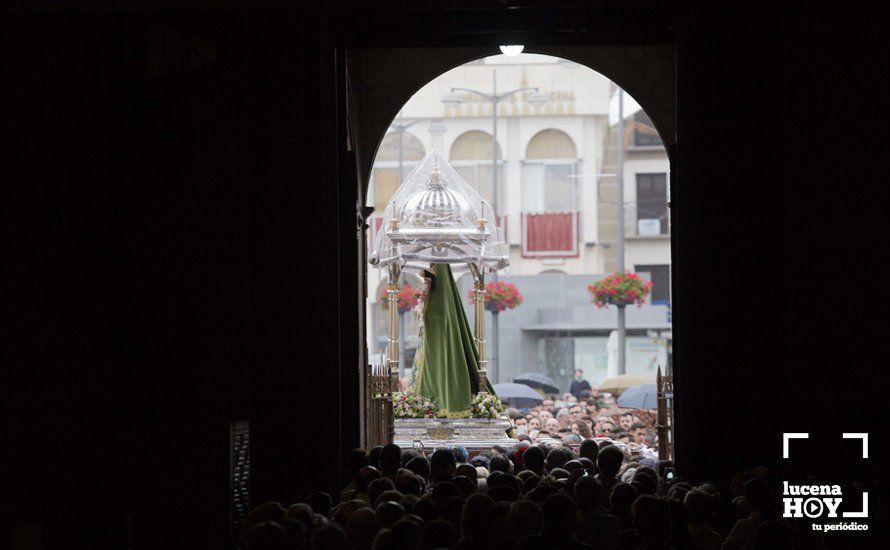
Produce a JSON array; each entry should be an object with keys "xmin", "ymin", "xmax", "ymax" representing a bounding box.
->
[
  {"xmin": 588, "ymin": 271, "xmax": 654, "ymax": 309},
  {"xmin": 380, "ymin": 284, "xmax": 421, "ymax": 314},
  {"xmin": 466, "ymin": 281, "xmax": 524, "ymax": 313}
]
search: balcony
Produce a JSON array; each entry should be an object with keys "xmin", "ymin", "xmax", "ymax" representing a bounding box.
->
[{"xmin": 521, "ymin": 212, "xmax": 579, "ymax": 257}]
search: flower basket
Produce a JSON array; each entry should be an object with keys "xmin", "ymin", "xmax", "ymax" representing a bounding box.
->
[
  {"xmin": 466, "ymin": 281, "xmax": 523, "ymax": 313},
  {"xmin": 587, "ymin": 271, "xmax": 654, "ymax": 309},
  {"xmin": 470, "ymin": 393, "xmax": 506, "ymax": 419},
  {"xmin": 393, "ymin": 391, "xmax": 442, "ymax": 419},
  {"xmin": 380, "ymin": 284, "xmax": 420, "ymax": 314}
]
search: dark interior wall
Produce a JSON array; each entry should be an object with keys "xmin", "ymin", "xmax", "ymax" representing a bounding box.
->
[{"xmin": 3, "ymin": 4, "xmax": 887, "ymax": 549}]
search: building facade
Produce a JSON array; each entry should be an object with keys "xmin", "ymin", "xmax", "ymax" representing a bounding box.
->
[{"xmin": 366, "ymin": 54, "xmax": 671, "ymax": 391}]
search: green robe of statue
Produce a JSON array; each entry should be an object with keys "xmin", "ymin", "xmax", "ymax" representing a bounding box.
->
[{"xmin": 413, "ymin": 264, "xmax": 495, "ymax": 417}]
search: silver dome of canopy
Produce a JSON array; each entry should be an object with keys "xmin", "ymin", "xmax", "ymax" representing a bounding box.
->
[{"xmin": 369, "ymin": 150, "xmax": 508, "ymax": 272}]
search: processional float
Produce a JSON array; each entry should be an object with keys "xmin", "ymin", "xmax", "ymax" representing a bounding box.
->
[{"xmin": 367, "ymin": 150, "xmax": 517, "ymax": 451}]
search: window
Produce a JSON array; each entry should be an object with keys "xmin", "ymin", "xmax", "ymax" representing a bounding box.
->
[
  {"xmin": 633, "ymin": 110, "xmax": 663, "ymax": 147},
  {"xmin": 522, "ymin": 129, "xmax": 579, "ymax": 213},
  {"xmin": 370, "ymin": 131, "xmax": 425, "ymax": 213},
  {"xmin": 634, "ymin": 264, "xmax": 670, "ymax": 304},
  {"xmin": 635, "ymin": 173, "xmax": 668, "ymax": 234},
  {"xmin": 449, "ymin": 130, "xmax": 503, "ymax": 210}
]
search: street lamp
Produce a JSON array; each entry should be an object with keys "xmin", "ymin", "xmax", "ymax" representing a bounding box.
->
[
  {"xmin": 388, "ymin": 113, "xmax": 423, "ymax": 380},
  {"xmin": 440, "ymin": 70, "xmax": 548, "ymax": 384}
]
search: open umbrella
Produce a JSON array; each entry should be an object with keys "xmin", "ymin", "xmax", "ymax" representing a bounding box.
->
[
  {"xmin": 492, "ymin": 383, "xmax": 544, "ymax": 409},
  {"xmin": 598, "ymin": 374, "xmax": 649, "ymax": 395},
  {"xmin": 513, "ymin": 372, "xmax": 559, "ymax": 395},
  {"xmin": 616, "ymin": 383, "xmax": 658, "ymax": 409}
]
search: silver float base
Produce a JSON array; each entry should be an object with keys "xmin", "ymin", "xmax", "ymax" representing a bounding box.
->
[{"xmin": 394, "ymin": 417, "xmax": 519, "ymax": 453}]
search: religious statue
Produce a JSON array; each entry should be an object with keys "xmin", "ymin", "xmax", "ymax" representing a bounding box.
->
[{"xmin": 412, "ymin": 263, "xmax": 494, "ymax": 417}]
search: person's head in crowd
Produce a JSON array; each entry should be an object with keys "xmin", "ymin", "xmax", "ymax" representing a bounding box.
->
[
  {"xmin": 684, "ymin": 489, "xmax": 715, "ymax": 526},
  {"xmin": 405, "ymin": 455, "xmax": 430, "ymax": 481},
  {"xmin": 400, "ymin": 449, "xmax": 421, "ymax": 467},
  {"xmin": 440, "ymin": 495, "xmax": 466, "ymax": 532},
  {"xmin": 526, "ymin": 483, "xmax": 558, "ymax": 504},
  {"xmin": 562, "ymin": 432, "xmax": 583, "ymax": 445},
  {"xmin": 345, "ymin": 449, "xmax": 370, "ymax": 481},
  {"xmin": 542, "ymin": 492, "xmax": 577, "ymax": 540},
  {"xmin": 539, "ymin": 410, "xmax": 553, "ymax": 424},
  {"xmin": 513, "ymin": 416, "xmax": 528, "ymax": 434},
  {"xmin": 345, "ymin": 507, "xmax": 378, "ymax": 549},
  {"xmin": 545, "ymin": 418, "xmax": 561, "ymax": 434},
  {"xmin": 281, "ymin": 518, "xmax": 306, "ymax": 549},
  {"xmin": 579, "ymin": 438, "xmax": 599, "ymax": 464},
  {"xmin": 632, "ymin": 494, "xmax": 671, "ymax": 545},
  {"xmin": 286, "ymin": 502, "xmax": 316, "ymax": 532},
  {"xmin": 311, "ymin": 523, "xmax": 347, "ymax": 550},
  {"xmin": 431, "ymin": 480, "xmax": 460, "ymax": 507},
  {"xmin": 455, "ymin": 463, "xmax": 477, "ymax": 480},
  {"xmin": 555, "ymin": 408, "xmax": 571, "ymax": 428},
  {"xmin": 367, "ymin": 477, "xmax": 396, "ymax": 507},
  {"xmin": 563, "ymin": 459, "xmax": 582, "ymax": 473},
  {"xmin": 599, "ymin": 419, "xmax": 616, "ymax": 437},
  {"xmin": 619, "ymin": 412, "xmax": 634, "ymax": 431},
  {"xmin": 242, "ymin": 521, "xmax": 288, "ymax": 550},
  {"xmin": 378, "ymin": 444, "xmax": 401, "ymax": 479},
  {"xmin": 482, "ymin": 502, "xmax": 511, "ymax": 546},
  {"xmin": 460, "ymin": 493, "xmax": 494, "ymax": 542},
  {"xmin": 667, "ymin": 482, "xmax": 692, "ymax": 503},
  {"xmin": 398, "ymin": 494, "xmax": 418, "ymax": 515},
  {"xmin": 631, "ymin": 422, "xmax": 647, "ymax": 444},
  {"xmin": 562, "ymin": 392, "xmax": 577, "ymax": 403},
  {"xmin": 410, "ymin": 496, "xmax": 438, "ymax": 524},
  {"xmin": 574, "ymin": 368, "xmax": 585, "ymax": 381},
  {"xmin": 429, "ymin": 448, "xmax": 457, "ymax": 483},
  {"xmin": 536, "ymin": 430, "xmax": 551, "ymax": 440},
  {"xmin": 743, "ymin": 478, "xmax": 776, "ymax": 517},
  {"xmin": 331, "ymin": 500, "xmax": 367, "ymax": 528},
  {"xmin": 490, "ymin": 454, "xmax": 512, "ymax": 474},
  {"xmin": 568, "ymin": 404, "xmax": 582, "ymax": 423},
  {"xmin": 573, "ymin": 475, "xmax": 605, "ymax": 512},
  {"xmin": 452, "ymin": 445, "xmax": 469, "ymax": 464},
  {"xmin": 516, "ymin": 470, "xmax": 540, "ymax": 493},
  {"xmin": 419, "ymin": 519, "xmax": 457, "ymax": 550},
  {"xmin": 356, "ymin": 466, "xmax": 381, "ymax": 496},
  {"xmin": 476, "ymin": 466, "xmax": 490, "ymax": 480},
  {"xmin": 528, "ymin": 417, "xmax": 541, "ymax": 432},
  {"xmin": 374, "ymin": 500, "xmax": 405, "ymax": 529},
  {"xmin": 597, "ymin": 445, "xmax": 624, "ymax": 478},
  {"xmin": 549, "ymin": 467, "xmax": 570, "ymax": 481},
  {"xmin": 522, "ymin": 445, "xmax": 546, "ymax": 476},
  {"xmin": 577, "ymin": 457, "xmax": 596, "ymax": 472},
  {"xmin": 492, "ymin": 444, "xmax": 510, "ymax": 456},
  {"xmin": 368, "ymin": 446, "xmax": 383, "ymax": 469},
  {"xmin": 242, "ymin": 501, "xmax": 287, "ymax": 535},
  {"xmin": 545, "ymin": 447, "xmax": 572, "ymax": 471},
  {"xmin": 375, "ymin": 490, "xmax": 403, "ymax": 508},
  {"xmin": 395, "ymin": 473, "xmax": 422, "ymax": 496},
  {"xmin": 470, "ymin": 454, "xmax": 490, "ymax": 470},
  {"xmin": 451, "ymin": 475, "xmax": 476, "ymax": 498},
  {"xmin": 542, "ymin": 400, "xmax": 554, "ymax": 413},
  {"xmin": 571, "ymin": 420, "xmax": 592, "ymax": 439},
  {"xmin": 504, "ymin": 500, "xmax": 545, "ymax": 545},
  {"xmin": 613, "ymin": 431, "xmax": 631, "ymax": 444},
  {"xmin": 633, "ymin": 470, "xmax": 658, "ymax": 496},
  {"xmin": 609, "ymin": 482, "xmax": 637, "ymax": 523},
  {"xmin": 306, "ymin": 491, "xmax": 332, "ymax": 518}
]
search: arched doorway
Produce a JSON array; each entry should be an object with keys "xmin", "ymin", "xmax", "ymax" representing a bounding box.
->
[{"xmin": 357, "ymin": 50, "xmax": 675, "ymax": 459}]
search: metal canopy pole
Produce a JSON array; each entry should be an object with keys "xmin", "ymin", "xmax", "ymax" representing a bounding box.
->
[
  {"xmin": 385, "ymin": 262, "xmax": 402, "ymax": 443},
  {"xmin": 470, "ymin": 263, "xmax": 488, "ymax": 393}
]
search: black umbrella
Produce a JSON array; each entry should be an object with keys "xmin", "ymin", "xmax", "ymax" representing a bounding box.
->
[
  {"xmin": 513, "ymin": 372, "xmax": 559, "ymax": 395},
  {"xmin": 492, "ymin": 383, "xmax": 544, "ymax": 409}
]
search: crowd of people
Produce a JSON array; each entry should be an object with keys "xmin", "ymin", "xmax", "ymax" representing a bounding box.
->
[
  {"xmin": 235, "ymin": 438, "xmax": 842, "ymax": 550},
  {"xmin": 504, "ymin": 373, "xmax": 657, "ymax": 451}
]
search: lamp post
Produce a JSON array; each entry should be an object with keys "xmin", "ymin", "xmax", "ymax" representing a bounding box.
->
[
  {"xmin": 616, "ymin": 88, "xmax": 627, "ymax": 375},
  {"xmin": 388, "ymin": 114, "xmax": 423, "ymax": 380},
  {"xmin": 442, "ymin": 69, "xmax": 548, "ymax": 384}
]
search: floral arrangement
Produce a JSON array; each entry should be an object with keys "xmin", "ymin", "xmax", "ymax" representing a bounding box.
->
[
  {"xmin": 466, "ymin": 281, "xmax": 523, "ymax": 313},
  {"xmin": 587, "ymin": 271, "xmax": 654, "ymax": 308},
  {"xmin": 470, "ymin": 393, "xmax": 506, "ymax": 419},
  {"xmin": 380, "ymin": 284, "xmax": 421, "ymax": 314},
  {"xmin": 392, "ymin": 391, "xmax": 442, "ymax": 418}
]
